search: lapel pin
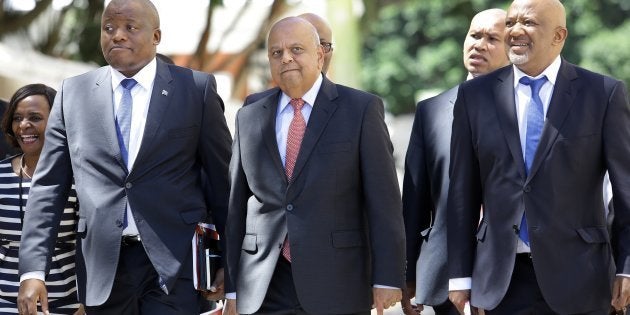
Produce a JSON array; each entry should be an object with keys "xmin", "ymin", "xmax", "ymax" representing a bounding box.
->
[{"xmin": 162, "ymin": 90, "xmax": 168, "ymax": 96}]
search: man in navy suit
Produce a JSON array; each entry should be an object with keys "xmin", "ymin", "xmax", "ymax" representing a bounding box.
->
[
  {"xmin": 402, "ymin": 8, "xmax": 509, "ymax": 315},
  {"xmin": 17, "ymin": 0, "xmax": 231, "ymax": 314},
  {"xmin": 447, "ymin": 0, "xmax": 630, "ymax": 313},
  {"xmin": 225, "ymin": 17, "xmax": 405, "ymax": 315}
]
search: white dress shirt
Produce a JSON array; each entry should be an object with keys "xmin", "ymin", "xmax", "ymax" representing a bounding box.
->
[{"xmin": 111, "ymin": 58, "xmax": 157, "ymax": 236}]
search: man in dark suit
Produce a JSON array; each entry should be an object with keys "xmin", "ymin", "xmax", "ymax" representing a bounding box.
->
[
  {"xmin": 447, "ymin": 0, "xmax": 630, "ymax": 314},
  {"xmin": 402, "ymin": 8, "xmax": 509, "ymax": 315},
  {"xmin": 17, "ymin": 0, "xmax": 231, "ymax": 314},
  {"xmin": 224, "ymin": 17, "xmax": 405, "ymax": 315}
]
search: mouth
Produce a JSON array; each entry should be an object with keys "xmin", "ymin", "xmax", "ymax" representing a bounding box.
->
[
  {"xmin": 280, "ymin": 68, "xmax": 299, "ymax": 75},
  {"xmin": 468, "ymin": 53, "xmax": 487, "ymax": 64},
  {"xmin": 110, "ymin": 45, "xmax": 131, "ymax": 53},
  {"xmin": 20, "ymin": 135, "xmax": 39, "ymax": 145},
  {"xmin": 509, "ymin": 41, "xmax": 530, "ymax": 53}
]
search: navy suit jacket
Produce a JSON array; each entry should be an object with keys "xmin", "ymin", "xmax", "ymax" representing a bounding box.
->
[
  {"xmin": 19, "ymin": 60, "xmax": 232, "ymax": 306},
  {"xmin": 403, "ymin": 86, "xmax": 458, "ymax": 306},
  {"xmin": 447, "ymin": 60, "xmax": 630, "ymax": 313}
]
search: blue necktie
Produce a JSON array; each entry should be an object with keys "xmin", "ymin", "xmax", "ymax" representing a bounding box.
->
[
  {"xmin": 115, "ymin": 78, "xmax": 137, "ymax": 228},
  {"xmin": 116, "ymin": 78, "xmax": 137, "ymax": 166},
  {"xmin": 519, "ymin": 75, "xmax": 547, "ymax": 245}
]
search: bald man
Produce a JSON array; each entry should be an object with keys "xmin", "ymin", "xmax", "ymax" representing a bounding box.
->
[
  {"xmin": 244, "ymin": 13, "xmax": 334, "ymax": 107},
  {"xmin": 402, "ymin": 9, "xmax": 509, "ymax": 315},
  {"xmin": 298, "ymin": 13, "xmax": 334, "ymax": 74},
  {"xmin": 225, "ymin": 17, "xmax": 405, "ymax": 315},
  {"xmin": 17, "ymin": 0, "xmax": 231, "ymax": 313},
  {"xmin": 447, "ymin": 0, "xmax": 630, "ymax": 313}
]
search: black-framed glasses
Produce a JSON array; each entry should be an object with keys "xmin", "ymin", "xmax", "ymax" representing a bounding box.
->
[{"xmin": 321, "ymin": 41, "xmax": 333, "ymax": 53}]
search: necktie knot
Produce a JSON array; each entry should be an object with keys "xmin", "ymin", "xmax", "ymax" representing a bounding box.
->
[
  {"xmin": 121, "ymin": 78, "xmax": 138, "ymax": 91},
  {"xmin": 289, "ymin": 98, "xmax": 305, "ymax": 112},
  {"xmin": 519, "ymin": 76, "xmax": 547, "ymax": 95}
]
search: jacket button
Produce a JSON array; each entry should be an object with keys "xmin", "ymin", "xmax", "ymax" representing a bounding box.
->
[
  {"xmin": 125, "ymin": 182, "xmax": 133, "ymax": 189},
  {"xmin": 523, "ymin": 185, "xmax": 531, "ymax": 193},
  {"xmin": 286, "ymin": 204, "xmax": 294, "ymax": 211}
]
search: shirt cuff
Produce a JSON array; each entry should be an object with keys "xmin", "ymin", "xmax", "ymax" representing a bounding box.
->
[
  {"xmin": 373, "ymin": 284, "xmax": 398, "ymax": 289},
  {"xmin": 20, "ymin": 271, "xmax": 45, "ymax": 283},
  {"xmin": 225, "ymin": 292, "xmax": 236, "ymax": 299},
  {"xmin": 617, "ymin": 274, "xmax": 630, "ymax": 278},
  {"xmin": 449, "ymin": 277, "xmax": 471, "ymax": 291}
]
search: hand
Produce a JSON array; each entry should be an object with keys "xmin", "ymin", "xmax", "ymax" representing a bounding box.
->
[
  {"xmin": 449, "ymin": 289, "xmax": 473, "ymax": 315},
  {"xmin": 401, "ymin": 282, "xmax": 422, "ymax": 315},
  {"xmin": 223, "ymin": 298, "xmax": 237, "ymax": 315},
  {"xmin": 201, "ymin": 268, "xmax": 225, "ymax": 301},
  {"xmin": 372, "ymin": 287, "xmax": 402, "ymax": 315},
  {"xmin": 17, "ymin": 279, "xmax": 49, "ymax": 315},
  {"xmin": 72, "ymin": 304, "xmax": 85, "ymax": 315},
  {"xmin": 611, "ymin": 276, "xmax": 630, "ymax": 313}
]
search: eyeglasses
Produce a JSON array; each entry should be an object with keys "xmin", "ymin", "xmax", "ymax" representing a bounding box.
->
[{"xmin": 320, "ymin": 41, "xmax": 333, "ymax": 53}]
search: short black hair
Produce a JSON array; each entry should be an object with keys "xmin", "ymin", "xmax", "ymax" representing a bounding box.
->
[{"xmin": 2, "ymin": 84, "xmax": 56, "ymax": 148}]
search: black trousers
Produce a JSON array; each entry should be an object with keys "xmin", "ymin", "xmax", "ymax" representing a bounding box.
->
[
  {"xmin": 431, "ymin": 299, "xmax": 460, "ymax": 315},
  {"xmin": 486, "ymin": 254, "xmax": 609, "ymax": 315},
  {"xmin": 85, "ymin": 241, "xmax": 204, "ymax": 315},
  {"xmin": 250, "ymin": 257, "xmax": 370, "ymax": 315}
]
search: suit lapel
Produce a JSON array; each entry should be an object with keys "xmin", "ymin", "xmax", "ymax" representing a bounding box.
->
[
  {"xmin": 259, "ymin": 89, "xmax": 287, "ymax": 181},
  {"xmin": 493, "ymin": 68, "xmax": 527, "ymax": 180},
  {"xmin": 132, "ymin": 60, "xmax": 174, "ymax": 172},
  {"xmin": 527, "ymin": 60, "xmax": 578, "ymax": 182},
  {"xmin": 93, "ymin": 68, "xmax": 128, "ymax": 171},
  {"xmin": 290, "ymin": 78, "xmax": 339, "ymax": 182}
]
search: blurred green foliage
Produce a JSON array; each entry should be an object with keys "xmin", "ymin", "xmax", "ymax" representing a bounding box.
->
[{"xmin": 362, "ymin": 0, "xmax": 630, "ymax": 115}]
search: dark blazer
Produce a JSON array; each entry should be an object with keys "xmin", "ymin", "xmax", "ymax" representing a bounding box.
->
[
  {"xmin": 403, "ymin": 86, "xmax": 458, "ymax": 306},
  {"xmin": 447, "ymin": 60, "xmax": 630, "ymax": 313},
  {"xmin": 226, "ymin": 78, "xmax": 406, "ymax": 314},
  {"xmin": 19, "ymin": 60, "xmax": 232, "ymax": 306}
]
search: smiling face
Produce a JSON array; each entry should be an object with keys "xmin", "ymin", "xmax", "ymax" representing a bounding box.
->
[
  {"xmin": 12, "ymin": 95, "xmax": 51, "ymax": 156},
  {"xmin": 463, "ymin": 9, "xmax": 510, "ymax": 77},
  {"xmin": 100, "ymin": 0, "xmax": 161, "ymax": 77},
  {"xmin": 505, "ymin": 0, "xmax": 567, "ymax": 76},
  {"xmin": 267, "ymin": 17, "xmax": 324, "ymax": 98}
]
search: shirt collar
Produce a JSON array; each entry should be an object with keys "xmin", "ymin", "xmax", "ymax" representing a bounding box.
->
[
  {"xmin": 513, "ymin": 55, "xmax": 562, "ymax": 88},
  {"xmin": 278, "ymin": 73, "xmax": 323, "ymax": 113},
  {"xmin": 110, "ymin": 58, "xmax": 157, "ymax": 91}
]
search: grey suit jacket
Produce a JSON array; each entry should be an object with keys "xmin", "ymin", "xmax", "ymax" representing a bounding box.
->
[
  {"xmin": 448, "ymin": 60, "xmax": 630, "ymax": 313},
  {"xmin": 226, "ymin": 78, "xmax": 406, "ymax": 314},
  {"xmin": 19, "ymin": 60, "xmax": 232, "ymax": 306},
  {"xmin": 402, "ymin": 86, "xmax": 458, "ymax": 306}
]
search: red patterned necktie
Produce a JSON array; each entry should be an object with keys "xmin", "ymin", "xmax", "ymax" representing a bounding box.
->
[{"xmin": 282, "ymin": 98, "xmax": 306, "ymax": 262}]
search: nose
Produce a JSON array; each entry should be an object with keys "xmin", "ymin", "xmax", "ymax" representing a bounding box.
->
[
  {"xmin": 281, "ymin": 49, "xmax": 293, "ymax": 64},
  {"xmin": 508, "ymin": 23, "xmax": 525, "ymax": 38},
  {"xmin": 473, "ymin": 38, "xmax": 487, "ymax": 51},
  {"xmin": 19, "ymin": 119, "xmax": 32, "ymax": 129},
  {"xmin": 112, "ymin": 28, "xmax": 127, "ymax": 42}
]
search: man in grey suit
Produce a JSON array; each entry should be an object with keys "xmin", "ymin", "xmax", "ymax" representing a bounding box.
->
[
  {"xmin": 447, "ymin": 0, "xmax": 630, "ymax": 313},
  {"xmin": 224, "ymin": 17, "xmax": 405, "ymax": 315},
  {"xmin": 17, "ymin": 0, "xmax": 231, "ymax": 314},
  {"xmin": 401, "ymin": 8, "xmax": 509, "ymax": 315}
]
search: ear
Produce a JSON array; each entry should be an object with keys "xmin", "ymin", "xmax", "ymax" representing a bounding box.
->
[
  {"xmin": 553, "ymin": 26, "xmax": 567, "ymax": 46},
  {"xmin": 316, "ymin": 44, "xmax": 324, "ymax": 70},
  {"xmin": 153, "ymin": 28, "xmax": 162, "ymax": 46}
]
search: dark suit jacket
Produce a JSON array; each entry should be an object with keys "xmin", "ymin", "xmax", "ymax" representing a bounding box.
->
[
  {"xmin": 447, "ymin": 60, "xmax": 630, "ymax": 313},
  {"xmin": 19, "ymin": 60, "xmax": 232, "ymax": 306},
  {"xmin": 226, "ymin": 78, "xmax": 406, "ymax": 314},
  {"xmin": 403, "ymin": 86, "xmax": 457, "ymax": 306}
]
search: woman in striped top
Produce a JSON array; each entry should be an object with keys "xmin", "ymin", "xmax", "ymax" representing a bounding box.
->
[{"xmin": 0, "ymin": 84, "xmax": 83, "ymax": 314}]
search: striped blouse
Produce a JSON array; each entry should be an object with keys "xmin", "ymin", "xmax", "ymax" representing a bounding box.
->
[{"xmin": 0, "ymin": 156, "xmax": 80, "ymax": 314}]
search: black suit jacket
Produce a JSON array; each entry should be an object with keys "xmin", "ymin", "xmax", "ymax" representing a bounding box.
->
[
  {"xmin": 447, "ymin": 60, "xmax": 630, "ymax": 313},
  {"xmin": 19, "ymin": 60, "xmax": 232, "ymax": 306},
  {"xmin": 403, "ymin": 86, "xmax": 458, "ymax": 306},
  {"xmin": 226, "ymin": 77, "xmax": 406, "ymax": 314}
]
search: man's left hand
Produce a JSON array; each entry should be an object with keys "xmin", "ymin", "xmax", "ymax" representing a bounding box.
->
[
  {"xmin": 372, "ymin": 287, "xmax": 402, "ymax": 315},
  {"xmin": 611, "ymin": 276, "xmax": 630, "ymax": 313},
  {"xmin": 201, "ymin": 268, "xmax": 225, "ymax": 301}
]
